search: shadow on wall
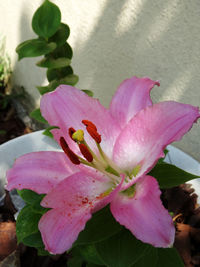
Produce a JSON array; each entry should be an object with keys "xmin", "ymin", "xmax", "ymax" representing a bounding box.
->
[
  {"xmin": 13, "ymin": 0, "xmax": 200, "ymax": 158},
  {"xmin": 69, "ymin": 0, "xmax": 200, "ymax": 107}
]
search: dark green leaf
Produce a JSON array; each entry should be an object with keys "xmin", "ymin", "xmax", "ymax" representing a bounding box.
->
[
  {"xmin": 37, "ymin": 247, "xmax": 51, "ymax": 256},
  {"xmin": 75, "ymin": 206, "xmax": 122, "ymax": 245},
  {"xmin": 156, "ymin": 248, "xmax": 184, "ymax": 267},
  {"xmin": 86, "ymin": 264, "xmax": 105, "ymax": 267},
  {"xmin": 47, "ymin": 66, "xmax": 73, "ymax": 82},
  {"xmin": 82, "ymin": 90, "xmax": 94, "ymax": 97},
  {"xmin": 49, "ymin": 23, "xmax": 70, "ymax": 46},
  {"xmin": 17, "ymin": 189, "xmax": 45, "ymax": 205},
  {"xmin": 60, "ymin": 74, "xmax": 79, "ymax": 86},
  {"xmin": 95, "ymin": 229, "xmax": 149, "ymax": 267},
  {"xmin": 68, "ymin": 248, "xmax": 85, "ymax": 267},
  {"xmin": 132, "ymin": 246, "xmax": 158, "ymax": 267},
  {"xmin": 50, "ymin": 43, "xmax": 73, "ymax": 59},
  {"xmin": 43, "ymin": 126, "xmax": 60, "ymax": 138},
  {"xmin": 16, "ymin": 39, "xmax": 56, "ymax": 60},
  {"xmin": 22, "ymin": 232, "xmax": 44, "ymax": 247},
  {"xmin": 31, "ymin": 198, "xmax": 49, "ymax": 214},
  {"xmin": 16, "ymin": 205, "xmax": 42, "ymax": 242},
  {"xmin": 149, "ymin": 162, "xmax": 200, "ymax": 189},
  {"xmin": 157, "ymin": 149, "xmax": 169, "ymax": 164},
  {"xmin": 37, "ymin": 74, "xmax": 78, "ymax": 95},
  {"xmin": 36, "ymin": 57, "xmax": 71, "ymax": 69},
  {"xmin": 30, "ymin": 108, "xmax": 48, "ymax": 124},
  {"xmin": 79, "ymin": 244, "xmax": 104, "ymax": 265},
  {"xmin": 32, "ymin": 0, "xmax": 61, "ymax": 38}
]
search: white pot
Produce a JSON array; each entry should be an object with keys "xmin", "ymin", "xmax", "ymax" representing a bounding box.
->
[{"xmin": 0, "ymin": 131, "xmax": 200, "ymax": 203}]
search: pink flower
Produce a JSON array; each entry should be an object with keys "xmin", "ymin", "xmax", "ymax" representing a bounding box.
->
[{"xmin": 6, "ymin": 77, "xmax": 200, "ymax": 254}]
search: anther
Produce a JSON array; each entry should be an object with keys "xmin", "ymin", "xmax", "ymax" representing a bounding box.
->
[
  {"xmin": 87, "ymin": 126, "xmax": 101, "ymax": 143},
  {"xmin": 78, "ymin": 143, "xmax": 93, "ymax": 162},
  {"xmin": 69, "ymin": 127, "xmax": 76, "ymax": 140},
  {"xmin": 82, "ymin": 120, "xmax": 101, "ymax": 143},
  {"xmin": 82, "ymin": 120, "xmax": 97, "ymax": 131},
  {"xmin": 60, "ymin": 137, "xmax": 80, "ymax": 165}
]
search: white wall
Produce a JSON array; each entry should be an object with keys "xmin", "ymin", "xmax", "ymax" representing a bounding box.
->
[{"xmin": 0, "ymin": 0, "xmax": 200, "ymax": 160}]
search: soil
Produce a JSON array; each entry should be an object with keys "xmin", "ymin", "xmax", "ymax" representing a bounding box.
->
[{"xmin": 0, "ymin": 84, "xmax": 200, "ymax": 266}]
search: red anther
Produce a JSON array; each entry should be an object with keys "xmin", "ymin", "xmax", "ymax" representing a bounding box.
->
[
  {"xmin": 82, "ymin": 120, "xmax": 97, "ymax": 131},
  {"xmin": 79, "ymin": 143, "xmax": 93, "ymax": 162},
  {"xmin": 87, "ymin": 126, "xmax": 101, "ymax": 144},
  {"xmin": 68, "ymin": 127, "xmax": 76, "ymax": 140},
  {"xmin": 60, "ymin": 137, "xmax": 80, "ymax": 165}
]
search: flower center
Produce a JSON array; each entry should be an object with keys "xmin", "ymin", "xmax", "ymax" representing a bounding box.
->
[{"xmin": 60, "ymin": 120, "xmax": 140, "ymax": 186}]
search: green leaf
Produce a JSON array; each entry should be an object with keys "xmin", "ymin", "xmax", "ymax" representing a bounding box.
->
[
  {"xmin": 16, "ymin": 205, "xmax": 42, "ymax": 243},
  {"xmin": 22, "ymin": 232, "xmax": 44, "ymax": 247},
  {"xmin": 30, "ymin": 108, "xmax": 48, "ymax": 124},
  {"xmin": 68, "ymin": 248, "xmax": 85, "ymax": 267},
  {"xmin": 16, "ymin": 39, "xmax": 56, "ymax": 60},
  {"xmin": 132, "ymin": 246, "xmax": 158, "ymax": 267},
  {"xmin": 75, "ymin": 206, "xmax": 122, "ymax": 245},
  {"xmin": 49, "ymin": 23, "xmax": 70, "ymax": 47},
  {"xmin": 149, "ymin": 162, "xmax": 200, "ymax": 189},
  {"xmin": 50, "ymin": 43, "xmax": 73, "ymax": 59},
  {"xmin": 60, "ymin": 74, "xmax": 79, "ymax": 86},
  {"xmin": 32, "ymin": 0, "xmax": 61, "ymax": 38},
  {"xmin": 37, "ymin": 74, "xmax": 78, "ymax": 95},
  {"xmin": 36, "ymin": 57, "xmax": 71, "ymax": 69},
  {"xmin": 82, "ymin": 90, "xmax": 94, "ymax": 97},
  {"xmin": 86, "ymin": 264, "xmax": 105, "ymax": 267},
  {"xmin": 31, "ymin": 198, "xmax": 49, "ymax": 214},
  {"xmin": 156, "ymin": 248, "xmax": 184, "ymax": 267},
  {"xmin": 17, "ymin": 189, "xmax": 45, "ymax": 205},
  {"xmin": 43, "ymin": 126, "xmax": 60, "ymax": 138},
  {"xmin": 37, "ymin": 247, "xmax": 51, "ymax": 256},
  {"xmin": 79, "ymin": 244, "xmax": 104, "ymax": 265},
  {"xmin": 95, "ymin": 229, "xmax": 149, "ymax": 267},
  {"xmin": 47, "ymin": 66, "xmax": 73, "ymax": 82}
]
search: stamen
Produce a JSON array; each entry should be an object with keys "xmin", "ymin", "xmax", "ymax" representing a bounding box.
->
[
  {"xmin": 69, "ymin": 127, "xmax": 76, "ymax": 140},
  {"xmin": 82, "ymin": 120, "xmax": 97, "ymax": 131},
  {"xmin": 87, "ymin": 126, "xmax": 101, "ymax": 143},
  {"xmin": 82, "ymin": 119, "xmax": 101, "ymax": 143},
  {"xmin": 78, "ymin": 143, "xmax": 93, "ymax": 162},
  {"xmin": 60, "ymin": 137, "xmax": 80, "ymax": 165}
]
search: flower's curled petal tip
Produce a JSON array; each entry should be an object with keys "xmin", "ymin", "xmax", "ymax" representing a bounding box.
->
[
  {"xmin": 109, "ymin": 76, "xmax": 160, "ymax": 128},
  {"xmin": 40, "ymin": 85, "xmax": 121, "ymax": 157},
  {"xmin": 110, "ymin": 176, "xmax": 175, "ymax": 248},
  {"xmin": 6, "ymin": 151, "xmax": 78, "ymax": 194},
  {"xmin": 113, "ymin": 101, "xmax": 200, "ymax": 177}
]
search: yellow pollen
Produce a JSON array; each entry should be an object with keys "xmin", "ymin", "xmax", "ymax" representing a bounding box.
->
[{"xmin": 72, "ymin": 129, "xmax": 84, "ymax": 142}]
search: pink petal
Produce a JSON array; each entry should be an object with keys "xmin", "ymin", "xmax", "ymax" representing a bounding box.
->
[
  {"xmin": 40, "ymin": 85, "xmax": 121, "ymax": 157},
  {"xmin": 39, "ymin": 207, "xmax": 92, "ymax": 254},
  {"xmin": 6, "ymin": 151, "xmax": 78, "ymax": 194},
  {"xmin": 110, "ymin": 175, "xmax": 175, "ymax": 247},
  {"xmin": 113, "ymin": 101, "xmax": 200, "ymax": 181},
  {"xmin": 39, "ymin": 172, "xmax": 123, "ymax": 254},
  {"xmin": 109, "ymin": 77, "xmax": 160, "ymax": 128}
]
